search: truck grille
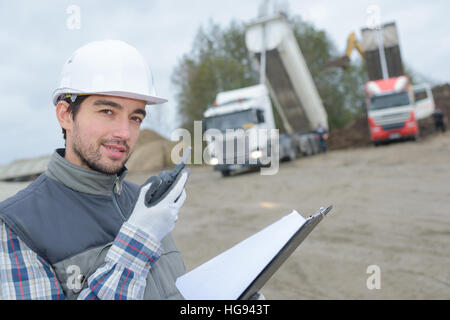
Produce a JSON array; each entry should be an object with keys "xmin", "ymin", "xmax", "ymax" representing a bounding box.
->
[
  {"xmin": 373, "ymin": 112, "xmax": 410, "ymax": 127},
  {"xmin": 214, "ymin": 135, "xmax": 251, "ymax": 164},
  {"xmin": 381, "ymin": 122, "xmax": 405, "ymax": 131}
]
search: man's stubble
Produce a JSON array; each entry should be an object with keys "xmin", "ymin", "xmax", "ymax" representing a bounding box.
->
[{"xmin": 71, "ymin": 122, "xmax": 131, "ymax": 175}]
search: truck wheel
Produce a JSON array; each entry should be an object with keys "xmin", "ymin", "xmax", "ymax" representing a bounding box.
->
[
  {"xmin": 306, "ymin": 144, "xmax": 313, "ymax": 156},
  {"xmin": 288, "ymin": 149, "xmax": 296, "ymax": 161},
  {"xmin": 296, "ymin": 145, "xmax": 302, "ymax": 157},
  {"xmin": 221, "ymin": 170, "xmax": 231, "ymax": 177}
]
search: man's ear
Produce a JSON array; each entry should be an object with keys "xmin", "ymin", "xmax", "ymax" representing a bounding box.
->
[{"xmin": 55, "ymin": 101, "xmax": 73, "ymax": 133}]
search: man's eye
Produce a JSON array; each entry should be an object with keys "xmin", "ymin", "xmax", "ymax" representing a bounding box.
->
[
  {"xmin": 132, "ymin": 117, "xmax": 143, "ymax": 124},
  {"xmin": 101, "ymin": 109, "xmax": 113, "ymax": 115}
]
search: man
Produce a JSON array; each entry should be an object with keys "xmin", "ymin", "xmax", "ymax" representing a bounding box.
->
[
  {"xmin": 433, "ymin": 107, "xmax": 447, "ymax": 133},
  {"xmin": 0, "ymin": 40, "xmax": 189, "ymax": 299},
  {"xmin": 315, "ymin": 123, "xmax": 329, "ymax": 153}
]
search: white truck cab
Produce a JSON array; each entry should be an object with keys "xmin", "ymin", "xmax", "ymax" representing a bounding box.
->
[
  {"xmin": 203, "ymin": 85, "xmax": 280, "ymax": 176},
  {"xmin": 413, "ymin": 83, "xmax": 435, "ymax": 121}
]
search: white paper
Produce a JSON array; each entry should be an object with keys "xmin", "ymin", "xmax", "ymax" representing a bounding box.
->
[{"xmin": 175, "ymin": 210, "xmax": 306, "ymax": 300}]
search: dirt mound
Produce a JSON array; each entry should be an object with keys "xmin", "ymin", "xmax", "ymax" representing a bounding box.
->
[
  {"xmin": 327, "ymin": 116, "xmax": 371, "ymax": 150},
  {"xmin": 126, "ymin": 129, "xmax": 178, "ymax": 173}
]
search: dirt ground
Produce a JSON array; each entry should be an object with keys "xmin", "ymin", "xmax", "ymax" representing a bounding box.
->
[
  {"xmin": 1, "ymin": 132, "xmax": 449, "ymax": 300},
  {"xmin": 126, "ymin": 131, "xmax": 450, "ymax": 300}
]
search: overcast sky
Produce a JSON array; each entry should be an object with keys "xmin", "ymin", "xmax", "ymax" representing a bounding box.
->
[{"xmin": 1, "ymin": 0, "xmax": 449, "ymax": 165}]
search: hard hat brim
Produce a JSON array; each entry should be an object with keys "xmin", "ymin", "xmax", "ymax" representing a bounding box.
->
[{"xmin": 52, "ymin": 89, "xmax": 168, "ymax": 106}]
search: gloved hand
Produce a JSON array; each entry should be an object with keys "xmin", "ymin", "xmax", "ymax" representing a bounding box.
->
[{"xmin": 127, "ymin": 169, "xmax": 189, "ymax": 242}]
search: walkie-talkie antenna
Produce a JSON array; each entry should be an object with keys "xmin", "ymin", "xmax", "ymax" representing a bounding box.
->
[
  {"xmin": 171, "ymin": 146, "xmax": 192, "ymax": 178},
  {"xmin": 144, "ymin": 147, "xmax": 192, "ymax": 207}
]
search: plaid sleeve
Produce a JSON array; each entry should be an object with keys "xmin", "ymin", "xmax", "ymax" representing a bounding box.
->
[
  {"xmin": 0, "ymin": 221, "xmax": 65, "ymax": 300},
  {"xmin": 77, "ymin": 222, "xmax": 162, "ymax": 300}
]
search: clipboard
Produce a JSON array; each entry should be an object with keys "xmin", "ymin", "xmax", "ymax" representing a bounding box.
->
[
  {"xmin": 239, "ymin": 205, "xmax": 333, "ymax": 300},
  {"xmin": 175, "ymin": 205, "xmax": 333, "ymax": 300}
]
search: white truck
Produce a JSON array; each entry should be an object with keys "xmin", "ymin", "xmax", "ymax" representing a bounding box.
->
[{"xmin": 203, "ymin": 15, "xmax": 329, "ymax": 177}]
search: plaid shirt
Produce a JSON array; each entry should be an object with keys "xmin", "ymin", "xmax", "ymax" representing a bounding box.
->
[{"xmin": 0, "ymin": 221, "xmax": 162, "ymax": 300}]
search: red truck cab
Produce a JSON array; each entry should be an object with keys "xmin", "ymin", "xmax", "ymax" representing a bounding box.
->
[{"xmin": 365, "ymin": 76, "xmax": 419, "ymax": 144}]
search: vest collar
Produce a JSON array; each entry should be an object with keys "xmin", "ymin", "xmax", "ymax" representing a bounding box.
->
[{"xmin": 45, "ymin": 148, "xmax": 128, "ymax": 196}]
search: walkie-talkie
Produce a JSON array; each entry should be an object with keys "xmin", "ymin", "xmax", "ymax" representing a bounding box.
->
[{"xmin": 143, "ymin": 147, "xmax": 191, "ymax": 207}]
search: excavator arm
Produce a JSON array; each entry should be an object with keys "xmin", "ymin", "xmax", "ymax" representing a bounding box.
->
[
  {"xmin": 325, "ymin": 32, "xmax": 365, "ymax": 70},
  {"xmin": 345, "ymin": 32, "xmax": 365, "ymax": 60}
]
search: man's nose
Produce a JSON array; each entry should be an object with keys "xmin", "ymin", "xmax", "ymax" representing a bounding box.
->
[{"xmin": 112, "ymin": 117, "xmax": 131, "ymax": 141}]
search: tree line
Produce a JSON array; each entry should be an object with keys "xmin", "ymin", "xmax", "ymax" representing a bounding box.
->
[{"xmin": 171, "ymin": 14, "xmax": 369, "ymax": 134}]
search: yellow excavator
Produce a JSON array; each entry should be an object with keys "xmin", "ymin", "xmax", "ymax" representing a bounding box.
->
[{"xmin": 325, "ymin": 32, "xmax": 365, "ymax": 69}]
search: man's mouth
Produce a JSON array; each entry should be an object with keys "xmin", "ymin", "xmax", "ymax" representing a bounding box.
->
[
  {"xmin": 103, "ymin": 144, "xmax": 125, "ymax": 152},
  {"xmin": 102, "ymin": 144, "xmax": 127, "ymax": 159}
]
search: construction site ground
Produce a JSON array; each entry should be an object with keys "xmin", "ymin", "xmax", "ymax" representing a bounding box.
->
[{"xmin": 1, "ymin": 132, "xmax": 449, "ymax": 299}]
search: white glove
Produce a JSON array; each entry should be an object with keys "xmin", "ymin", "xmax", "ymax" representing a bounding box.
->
[{"xmin": 127, "ymin": 169, "xmax": 189, "ymax": 242}]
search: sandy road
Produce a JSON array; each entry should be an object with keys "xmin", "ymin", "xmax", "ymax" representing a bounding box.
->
[{"xmin": 1, "ymin": 132, "xmax": 449, "ymax": 299}]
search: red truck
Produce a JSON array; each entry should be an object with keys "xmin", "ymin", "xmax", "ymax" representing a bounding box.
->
[{"xmin": 365, "ymin": 76, "xmax": 435, "ymax": 145}]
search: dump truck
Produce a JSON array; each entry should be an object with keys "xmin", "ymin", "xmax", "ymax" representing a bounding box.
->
[
  {"xmin": 366, "ymin": 75, "xmax": 419, "ymax": 144},
  {"xmin": 202, "ymin": 15, "xmax": 328, "ymax": 176},
  {"xmin": 361, "ymin": 22, "xmax": 435, "ymax": 144},
  {"xmin": 203, "ymin": 84, "xmax": 288, "ymax": 177}
]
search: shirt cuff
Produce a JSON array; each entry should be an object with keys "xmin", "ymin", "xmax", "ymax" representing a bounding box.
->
[{"xmin": 106, "ymin": 222, "xmax": 163, "ymax": 277}]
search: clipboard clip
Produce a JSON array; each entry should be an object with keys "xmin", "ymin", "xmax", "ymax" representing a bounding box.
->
[{"xmin": 312, "ymin": 205, "xmax": 333, "ymax": 219}]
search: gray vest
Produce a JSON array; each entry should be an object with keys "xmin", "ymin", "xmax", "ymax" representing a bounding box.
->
[{"xmin": 0, "ymin": 149, "xmax": 186, "ymax": 300}]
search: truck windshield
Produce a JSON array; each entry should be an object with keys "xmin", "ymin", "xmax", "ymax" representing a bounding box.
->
[
  {"xmin": 204, "ymin": 109, "xmax": 257, "ymax": 131},
  {"xmin": 369, "ymin": 91, "xmax": 410, "ymax": 111}
]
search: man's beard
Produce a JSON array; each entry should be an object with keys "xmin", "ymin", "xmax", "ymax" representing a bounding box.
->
[{"xmin": 71, "ymin": 126, "xmax": 130, "ymax": 175}]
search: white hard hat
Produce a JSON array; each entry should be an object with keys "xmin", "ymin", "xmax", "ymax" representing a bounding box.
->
[{"xmin": 52, "ymin": 39, "xmax": 167, "ymax": 105}]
